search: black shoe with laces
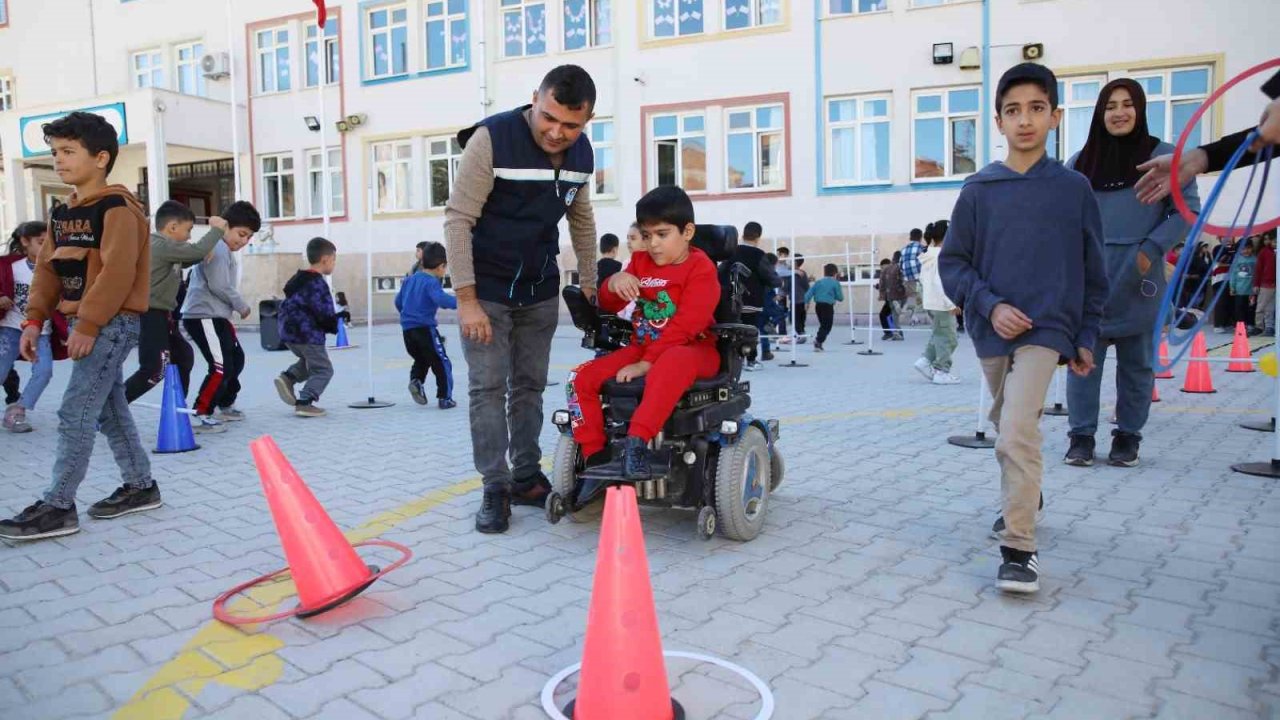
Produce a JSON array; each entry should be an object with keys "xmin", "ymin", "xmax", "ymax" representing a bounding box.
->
[
  {"xmin": 1108, "ymin": 431, "xmax": 1141, "ymax": 467},
  {"xmin": 0, "ymin": 501, "xmax": 80, "ymax": 541},
  {"xmin": 1064, "ymin": 434, "xmax": 1096, "ymax": 467},
  {"xmin": 997, "ymin": 546, "xmax": 1040, "ymax": 594},
  {"xmin": 88, "ymin": 484, "xmax": 162, "ymax": 519},
  {"xmin": 511, "ymin": 471, "xmax": 552, "ymax": 508},
  {"xmin": 990, "ymin": 493, "xmax": 1045, "ymax": 541},
  {"xmin": 621, "ymin": 436, "xmax": 651, "ymax": 480},
  {"xmin": 475, "ymin": 486, "xmax": 511, "ymax": 534}
]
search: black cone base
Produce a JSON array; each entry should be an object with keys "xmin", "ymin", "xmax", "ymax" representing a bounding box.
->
[
  {"xmin": 154, "ymin": 444, "xmax": 201, "ymax": 454},
  {"xmin": 858, "ymin": 349, "xmax": 883, "ymax": 356},
  {"xmin": 1240, "ymin": 418, "xmax": 1276, "ymax": 432},
  {"xmin": 949, "ymin": 432, "xmax": 995, "ymax": 449},
  {"xmin": 296, "ymin": 564, "xmax": 380, "ymax": 619},
  {"xmin": 780, "ymin": 361, "xmax": 809, "ymax": 368},
  {"xmin": 1043, "ymin": 403, "xmax": 1068, "ymax": 417},
  {"xmin": 1232, "ymin": 460, "xmax": 1280, "ymax": 478},
  {"xmin": 563, "ymin": 698, "xmax": 685, "ymax": 719},
  {"xmin": 349, "ymin": 398, "xmax": 395, "ymax": 409}
]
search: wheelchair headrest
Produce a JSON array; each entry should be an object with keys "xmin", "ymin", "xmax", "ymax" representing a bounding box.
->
[{"xmin": 692, "ymin": 225, "xmax": 738, "ymax": 263}]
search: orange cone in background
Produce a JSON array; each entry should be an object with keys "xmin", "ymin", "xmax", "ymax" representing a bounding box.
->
[
  {"xmin": 566, "ymin": 485, "xmax": 683, "ymax": 720},
  {"xmin": 1181, "ymin": 332, "xmax": 1217, "ymax": 394},
  {"xmin": 1155, "ymin": 338, "xmax": 1175, "ymax": 379},
  {"xmin": 1227, "ymin": 322, "xmax": 1255, "ymax": 372},
  {"xmin": 250, "ymin": 436, "xmax": 377, "ymax": 616}
]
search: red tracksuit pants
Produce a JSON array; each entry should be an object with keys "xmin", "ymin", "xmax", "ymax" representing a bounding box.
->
[{"xmin": 568, "ymin": 341, "xmax": 720, "ymax": 458}]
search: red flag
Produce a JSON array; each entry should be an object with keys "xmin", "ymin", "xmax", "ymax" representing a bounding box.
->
[{"xmin": 313, "ymin": 0, "xmax": 326, "ymax": 28}]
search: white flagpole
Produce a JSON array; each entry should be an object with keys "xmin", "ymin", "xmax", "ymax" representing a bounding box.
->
[
  {"xmin": 317, "ymin": 20, "xmax": 331, "ymax": 239},
  {"xmin": 226, "ymin": 1, "xmax": 242, "ymax": 200}
]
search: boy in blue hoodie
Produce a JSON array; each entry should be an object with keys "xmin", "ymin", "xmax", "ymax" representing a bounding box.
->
[
  {"xmin": 274, "ymin": 237, "xmax": 339, "ymax": 418},
  {"xmin": 396, "ymin": 242, "xmax": 457, "ymax": 409},
  {"xmin": 940, "ymin": 63, "xmax": 1108, "ymax": 595}
]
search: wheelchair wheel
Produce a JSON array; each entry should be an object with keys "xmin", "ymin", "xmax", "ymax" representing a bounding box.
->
[
  {"xmin": 714, "ymin": 426, "xmax": 772, "ymax": 542},
  {"xmin": 769, "ymin": 447, "xmax": 784, "ymax": 492},
  {"xmin": 552, "ymin": 434, "xmax": 603, "ymax": 523}
]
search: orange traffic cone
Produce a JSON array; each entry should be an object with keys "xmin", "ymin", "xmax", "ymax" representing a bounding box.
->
[
  {"xmin": 1155, "ymin": 338, "xmax": 1175, "ymax": 379},
  {"xmin": 1181, "ymin": 332, "xmax": 1217, "ymax": 394},
  {"xmin": 1227, "ymin": 322, "xmax": 1255, "ymax": 372},
  {"xmin": 1151, "ymin": 382, "xmax": 1161, "ymax": 403},
  {"xmin": 211, "ymin": 436, "xmax": 412, "ymax": 625},
  {"xmin": 566, "ymin": 485, "xmax": 683, "ymax": 720}
]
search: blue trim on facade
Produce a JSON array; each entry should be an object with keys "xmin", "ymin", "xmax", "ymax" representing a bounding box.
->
[
  {"xmin": 357, "ymin": 0, "xmax": 472, "ymax": 88},
  {"xmin": 981, "ymin": 0, "xmax": 991, "ymax": 165},
  {"xmin": 813, "ymin": 0, "xmax": 825, "ymax": 197}
]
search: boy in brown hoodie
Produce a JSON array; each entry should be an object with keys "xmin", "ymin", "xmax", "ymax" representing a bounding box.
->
[{"xmin": 0, "ymin": 111, "xmax": 161, "ymax": 541}]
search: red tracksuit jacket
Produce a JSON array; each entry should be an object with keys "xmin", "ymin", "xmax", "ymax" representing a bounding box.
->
[{"xmin": 597, "ymin": 247, "xmax": 720, "ymax": 359}]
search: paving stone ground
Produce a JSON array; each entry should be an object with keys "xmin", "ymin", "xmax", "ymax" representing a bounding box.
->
[{"xmin": 1, "ymin": 321, "xmax": 1278, "ymax": 720}]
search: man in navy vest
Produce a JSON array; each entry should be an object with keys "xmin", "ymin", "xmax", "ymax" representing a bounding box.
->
[{"xmin": 446, "ymin": 65, "xmax": 599, "ymax": 534}]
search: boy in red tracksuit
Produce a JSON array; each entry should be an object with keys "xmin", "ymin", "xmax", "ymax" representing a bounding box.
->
[{"xmin": 568, "ymin": 186, "xmax": 720, "ymax": 479}]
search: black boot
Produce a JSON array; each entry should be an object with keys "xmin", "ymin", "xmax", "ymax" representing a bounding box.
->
[
  {"xmin": 511, "ymin": 471, "xmax": 552, "ymax": 508},
  {"xmin": 621, "ymin": 436, "xmax": 651, "ymax": 481},
  {"xmin": 475, "ymin": 485, "xmax": 511, "ymax": 534}
]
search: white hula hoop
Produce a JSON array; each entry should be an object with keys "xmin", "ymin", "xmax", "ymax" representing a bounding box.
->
[{"xmin": 539, "ymin": 649, "xmax": 775, "ymax": 720}]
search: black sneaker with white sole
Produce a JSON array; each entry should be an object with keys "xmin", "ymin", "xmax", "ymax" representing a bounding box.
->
[
  {"xmin": 1064, "ymin": 434, "xmax": 1096, "ymax": 467},
  {"xmin": 0, "ymin": 501, "xmax": 80, "ymax": 540},
  {"xmin": 990, "ymin": 493, "xmax": 1045, "ymax": 541},
  {"xmin": 88, "ymin": 484, "xmax": 162, "ymax": 519},
  {"xmin": 1108, "ymin": 430, "xmax": 1140, "ymax": 467},
  {"xmin": 997, "ymin": 546, "xmax": 1040, "ymax": 594}
]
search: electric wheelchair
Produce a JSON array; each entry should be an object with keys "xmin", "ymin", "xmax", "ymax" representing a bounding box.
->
[{"xmin": 546, "ymin": 224, "xmax": 783, "ymax": 541}]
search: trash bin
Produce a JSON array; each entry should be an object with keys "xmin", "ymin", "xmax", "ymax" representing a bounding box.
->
[{"xmin": 259, "ymin": 299, "xmax": 286, "ymax": 351}]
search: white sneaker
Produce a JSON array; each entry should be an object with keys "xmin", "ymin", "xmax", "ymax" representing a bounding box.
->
[
  {"xmin": 913, "ymin": 357, "xmax": 935, "ymax": 381},
  {"xmin": 932, "ymin": 371, "xmax": 962, "ymax": 385},
  {"xmin": 194, "ymin": 416, "xmax": 227, "ymax": 434},
  {"xmin": 744, "ymin": 362, "xmax": 763, "ymax": 372}
]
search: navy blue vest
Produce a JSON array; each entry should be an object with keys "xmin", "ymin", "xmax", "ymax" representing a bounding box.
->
[{"xmin": 458, "ymin": 106, "xmax": 594, "ymax": 306}]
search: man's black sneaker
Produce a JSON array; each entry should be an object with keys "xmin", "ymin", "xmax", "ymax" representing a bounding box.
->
[
  {"xmin": 475, "ymin": 486, "xmax": 511, "ymax": 534},
  {"xmin": 991, "ymin": 493, "xmax": 1045, "ymax": 541},
  {"xmin": 0, "ymin": 502, "xmax": 80, "ymax": 541},
  {"xmin": 1064, "ymin": 434, "xmax": 1096, "ymax": 467},
  {"xmin": 997, "ymin": 546, "xmax": 1040, "ymax": 594},
  {"xmin": 621, "ymin": 436, "xmax": 651, "ymax": 480},
  {"xmin": 89, "ymin": 484, "xmax": 162, "ymax": 519},
  {"xmin": 1108, "ymin": 430, "xmax": 1141, "ymax": 467},
  {"xmin": 511, "ymin": 471, "xmax": 552, "ymax": 508}
]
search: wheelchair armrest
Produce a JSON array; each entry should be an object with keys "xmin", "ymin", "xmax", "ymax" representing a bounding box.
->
[
  {"xmin": 712, "ymin": 323, "xmax": 760, "ymax": 354},
  {"xmin": 563, "ymin": 286, "xmax": 601, "ymax": 334}
]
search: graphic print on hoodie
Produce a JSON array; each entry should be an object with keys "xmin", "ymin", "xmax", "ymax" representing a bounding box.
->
[{"xmin": 279, "ymin": 270, "xmax": 338, "ymax": 345}]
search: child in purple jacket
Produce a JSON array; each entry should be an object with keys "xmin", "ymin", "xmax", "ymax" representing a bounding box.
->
[{"xmin": 274, "ymin": 237, "xmax": 338, "ymax": 418}]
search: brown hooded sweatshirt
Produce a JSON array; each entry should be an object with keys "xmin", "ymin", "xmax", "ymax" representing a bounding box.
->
[{"xmin": 26, "ymin": 184, "xmax": 150, "ymax": 338}]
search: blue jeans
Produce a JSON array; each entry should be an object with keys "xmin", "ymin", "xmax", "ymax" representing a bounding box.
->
[
  {"xmin": 0, "ymin": 327, "xmax": 53, "ymax": 410},
  {"xmin": 1066, "ymin": 333, "xmax": 1154, "ymax": 438},
  {"xmin": 45, "ymin": 315, "xmax": 154, "ymax": 509}
]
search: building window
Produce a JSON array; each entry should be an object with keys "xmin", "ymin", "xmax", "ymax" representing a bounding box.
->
[
  {"xmin": 373, "ymin": 140, "xmax": 414, "ymax": 212},
  {"xmin": 368, "ymin": 5, "xmax": 409, "ymax": 79},
  {"xmin": 725, "ymin": 104, "xmax": 785, "ymax": 191},
  {"xmin": 826, "ymin": 95, "xmax": 890, "ymax": 185},
  {"xmin": 564, "ymin": 0, "xmax": 611, "ymax": 51},
  {"xmin": 725, "ymin": 0, "xmax": 780, "ymax": 30},
  {"xmin": 590, "ymin": 119, "xmax": 615, "ymax": 197},
  {"xmin": 255, "ymin": 27, "xmax": 292, "ymax": 93},
  {"xmin": 425, "ymin": 0, "xmax": 468, "ymax": 70},
  {"xmin": 132, "ymin": 49, "xmax": 165, "ymax": 89},
  {"xmin": 0, "ymin": 76, "xmax": 12, "ymax": 112},
  {"xmin": 0, "ymin": 1, "xmax": 7, "ymax": 25},
  {"xmin": 260, "ymin": 154, "xmax": 296, "ymax": 220},
  {"xmin": 1046, "ymin": 76, "xmax": 1105, "ymax": 162},
  {"xmin": 1134, "ymin": 66, "xmax": 1213, "ymax": 148},
  {"xmin": 307, "ymin": 148, "xmax": 344, "ymax": 217},
  {"xmin": 828, "ymin": 0, "xmax": 886, "ymax": 15},
  {"xmin": 912, "ymin": 86, "xmax": 979, "ymax": 180},
  {"xmin": 305, "ymin": 19, "xmax": 340, "ymax": 87},
  {"xmin": 652, "ymin": 0, "xmax": 703, "ymax": 38},
  {"xmin": 174, "ymin": 42, "xmax": 206, "ymax": 96},
  {"xmin": 501, "ymin": 0, "xmax": 546, "ymax": 57},
  {"xmin": 652, "ymin": 113, "xmax": 706, "ymax": 191},
  {"xmin": 426, "ymin": 136, "xmax": 463, "ymax": 208}
]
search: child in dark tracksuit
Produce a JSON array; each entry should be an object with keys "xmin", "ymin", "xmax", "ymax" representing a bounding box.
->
[
  {"xmin": 805, "ymin": 264, "xmax": 844, "ymax": 350},
  {"xmin": 275, "ymin": 238, "xmax": 339, "ymax": 417},
  {"xmin": 396, "ymin": 242, "xmax": 457, "ymax": 409}
]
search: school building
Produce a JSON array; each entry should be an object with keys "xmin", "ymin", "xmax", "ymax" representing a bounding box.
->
[{"xmin": 0, "ymin": 0, "xmax": 1275, "ymax": 321}]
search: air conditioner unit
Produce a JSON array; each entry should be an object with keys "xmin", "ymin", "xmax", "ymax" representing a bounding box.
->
[{"xmin": 201, "ymin": 52, "xmax": 231, "ymax": 80}]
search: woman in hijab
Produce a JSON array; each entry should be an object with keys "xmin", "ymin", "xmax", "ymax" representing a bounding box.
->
[{"xmin": 1063, "ymin": 79, "xmax": 1200, "ymax": 469}]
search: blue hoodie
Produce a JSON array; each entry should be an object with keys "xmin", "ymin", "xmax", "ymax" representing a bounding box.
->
[
  {"xmin": 939, "ymin": 154, "xmax": 1108, "ymax": 361},
  {"xmin": 396, "ymin": 271, "xmax": 457, "ymax": 330}
]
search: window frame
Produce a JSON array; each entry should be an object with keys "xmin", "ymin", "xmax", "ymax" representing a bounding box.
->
[
  {"xmin": 425, "ymin": 135, "xmax": 463, "ymax": 209},
  {"xmin": 650, "ymin": 112, "xmax": 708, "ymax": 193},
  {"xmin": 306, "ymin": 147, "xmax": 345, "ymax": 218},
  {"xmin": 304, "ymin": 19, "xmax": 341, "ymax": 88},
  {"xmin": 259, "ymin": 153, "xmax": 297, "ymax": 221},
  {"xmin": 1131, "ymin": 64, "xmax": 1214, "ymax": 148},
  {"xmin": 1047, "ymin": 74, "xmax": 1107, "ymax": 163},
  {"xmin": 723, "ymin": 0, "xmax": 782, "ymax": 31},
  {"xmin": 0, "ymin": 76, "xmax": 13, "ymax": 112},
  {"xmin": 174, "ymin": 41, "xmax": 206, "ymax": 96},
  {"xmin": 826, "ymin": 0, "xmax": 888, "ymax": 17},
  {"xmin": 372, "ymin": 139, "xmax": 416, "ymax": 213},
  {"xmin": 254, "ymin": 25, "xmax": 293, "ymax": 95},
  {"xmin": 423, "ymin": 0, "xmax": 469, "ymax": 71},
  {"xmin": 910, "ymin": 85, "xmax": 981, "ymax": 182},
  {"xmin": 589, "ymin": 118, "xmax": 617, "ymax": 199},
  {"xmin": 723, "ymin": 103, "xmax": 787, "ymax": 193},
  {"xmin": 131, "ymin": 48, "xmax": 165, "ymax": 89},
  {"xmin": 825, "ymin": 93, "xmax": 892, "ymax": 187},
  {"xmin": 500, "ymin": 0, "xmax": 548, "ymax": 59},
  {"xmin": 366, "ymin": 4, "xmax": 411, "ymax": 80},
  {"xmin": 649, "ymin": 0, "xmax": 704, "ymax": 40},
  {"xmin": 562, "ymin": 0, "xmax": 612, "ymax": 52}
]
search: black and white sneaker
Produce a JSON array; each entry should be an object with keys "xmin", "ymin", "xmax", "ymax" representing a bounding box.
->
[
  {"xmin": 1108, "ymin": 430, "xmax": 1141, "ymax": 467},
  {"xmin": 408, "ymin": 379, "xmax": 428, "ymax": 405},
  {"xmin": 1064, "ymin": 434, "xmax": 1096, "ymax": 467},
  {"xmin": 997, "ymin": 546, "xmax": 1040, "ymax": 594},
  {"xmin": 88, "ymin": 484, "xmax": 162, "ymax": 519},
  {"xmin": 990, "ymin": 493, "xmax": 1045, "ymax": 540},
  {"xmin": 0, "ymin": 501, "xmax": 80, "ymax": 541}
]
